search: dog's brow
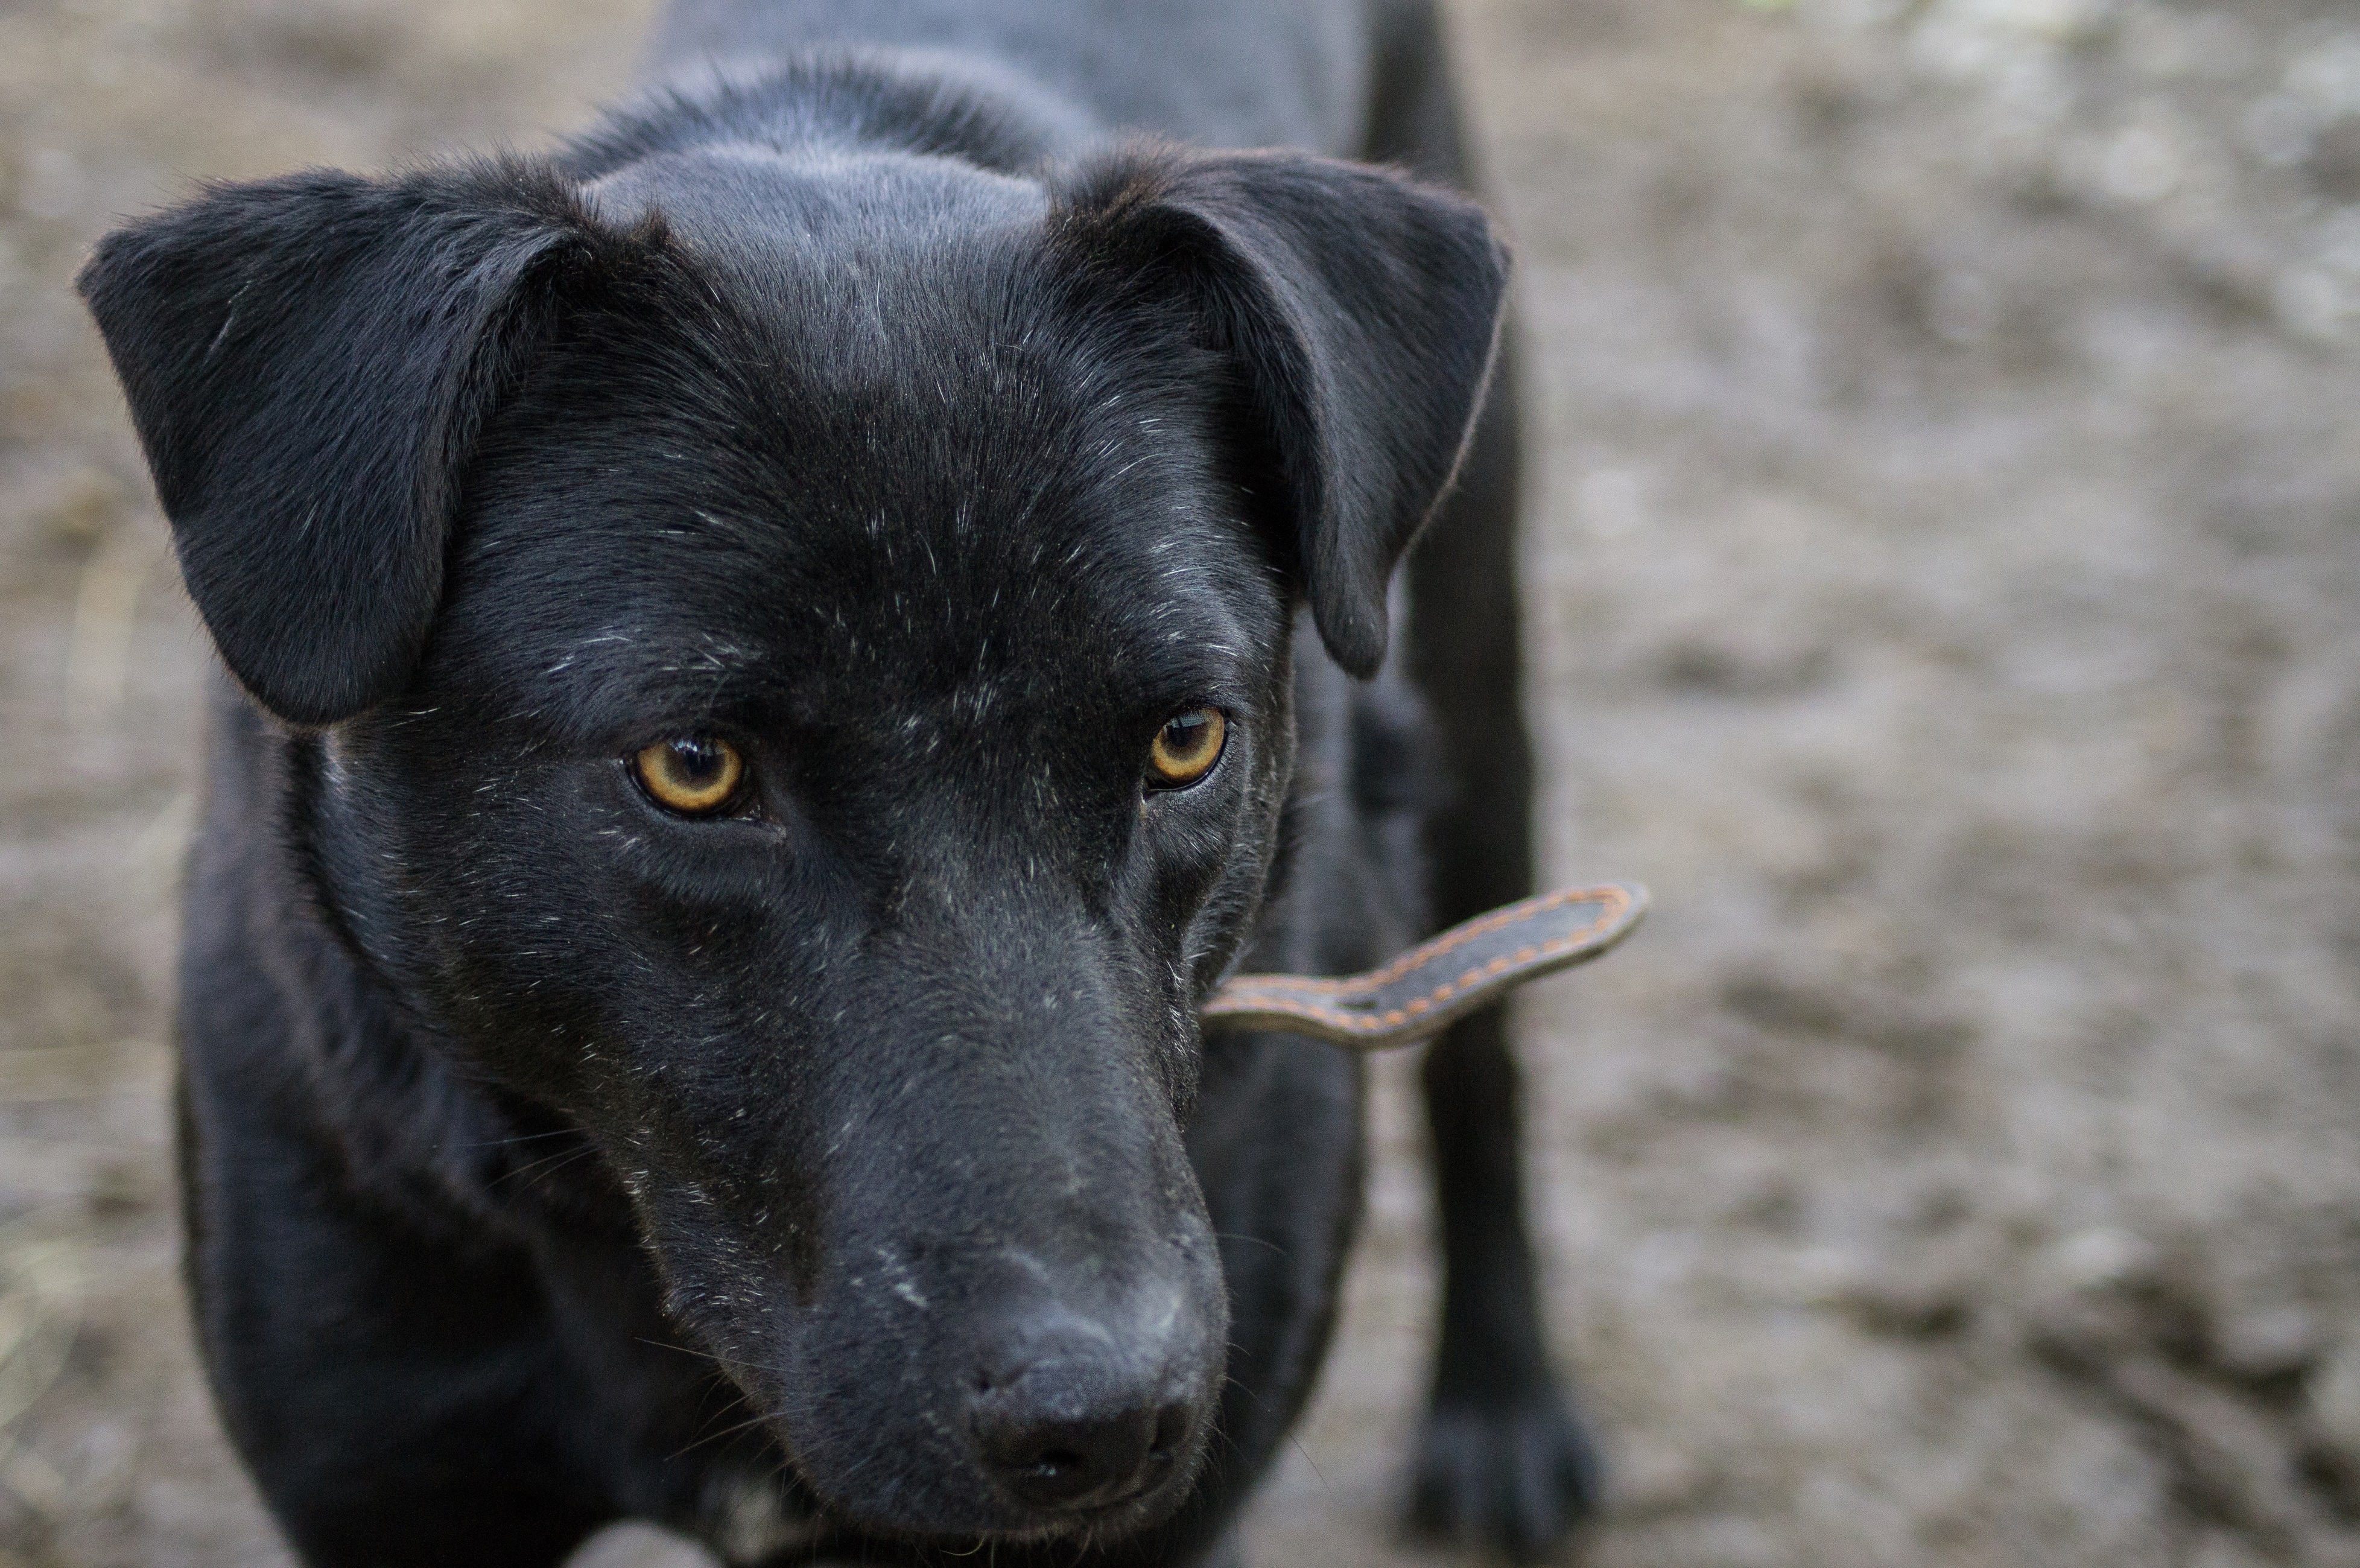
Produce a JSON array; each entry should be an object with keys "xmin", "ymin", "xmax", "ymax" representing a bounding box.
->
[{"xmin": 544, "ymin": 629, "xmax": 637, "ymax": 677}]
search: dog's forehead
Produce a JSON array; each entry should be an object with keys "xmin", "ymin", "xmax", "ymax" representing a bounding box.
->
[
  {"xmin": 583, "ymin": 144, "xmax": 1051, "ymax": 282},
  {"xmin": 443, "ymin": 158, "xmax": 1274, "ymax": 734}
]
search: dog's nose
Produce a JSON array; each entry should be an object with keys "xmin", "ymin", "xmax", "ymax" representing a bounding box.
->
[
  {"xmin": 969, "ymin": 1310, "xmax": 1202, "ymax": 1512},
  {"xmin": 972, "ymin": 1373, "xmax": 1194, "ymax": 1511}
]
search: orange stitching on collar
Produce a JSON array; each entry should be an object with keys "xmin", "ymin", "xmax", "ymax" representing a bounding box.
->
[
  {"xmin": 1206, "ymin": 903, "xmax": 1629, "ymax": 1034},
  {"xmin": 1212, "ymin": 885, "xmax": 1629, "ymax": 1004}
]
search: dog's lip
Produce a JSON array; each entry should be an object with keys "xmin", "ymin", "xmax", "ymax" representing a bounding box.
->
[
  {"xmin": 1014, "ymin": 1448, "xmax": 1190, "ymax": 1522},
  {"xmin": 959, "ymin": 1435, "xmax": 1189, "ymax": 1528},
  {"xmin": 1045, "ymin": 1475, "xmax": 1158, "ymax": 1514},
  {"xmin": 873, "ymin": 1476, "xmax": 1177, "ymax": 1552},
  {"xmin": 997, "ymin": 1485, "xmax": 1163, "ymax": 1534}
]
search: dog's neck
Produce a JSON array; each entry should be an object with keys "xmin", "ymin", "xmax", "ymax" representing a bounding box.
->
[{"xmin": 560, "ymin": 48, "xmax": 1100, "ymax": 185}]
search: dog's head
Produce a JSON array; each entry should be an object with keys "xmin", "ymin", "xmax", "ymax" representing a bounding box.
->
[{"xmin": 81, "ymin": 135, "xmax": 1503, "ymax": 1541}]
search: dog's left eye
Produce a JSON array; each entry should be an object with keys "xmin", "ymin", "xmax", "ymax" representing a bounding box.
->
[
  {"xmin": 1147, "ymin": 707, "xmax": 1227, "ymax": 789},
  {"xmin": 633, "ymin": 738, "xmax": 747, "ymax": 816}
]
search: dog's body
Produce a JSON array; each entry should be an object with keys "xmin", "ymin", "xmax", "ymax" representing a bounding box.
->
[{"xmin": 83, "ymin": 4, "xmax": 1589, "ymax": 1564}]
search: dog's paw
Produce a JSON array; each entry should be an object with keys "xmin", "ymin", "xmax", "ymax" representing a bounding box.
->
[{"xmin": 1406, "ymin": 1390, "xmax": 1602, "ymax": 1563}]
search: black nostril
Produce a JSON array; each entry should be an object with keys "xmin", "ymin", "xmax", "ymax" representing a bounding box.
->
[
  {"xmin": 972, "ymin": 1380, "xmax": 1194, "ymax": 1512},
  {"xmin": 1149, "ymin": 1402, "xmax": 1190, "ymax": 1458}
]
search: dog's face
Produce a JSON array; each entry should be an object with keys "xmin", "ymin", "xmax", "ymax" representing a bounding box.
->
[
  {"xmin": 326, "ymin": 163, "xmax": 1292, "ymax": 1536},
  {"xmin": 81, "ymin": 133, "xmax": 1503, "ymax": 1543}
]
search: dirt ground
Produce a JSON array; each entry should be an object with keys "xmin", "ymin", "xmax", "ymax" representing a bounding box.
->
[{"xmin": 2, "ymin": 0, "xmax": 2358, "ymax": 1564}]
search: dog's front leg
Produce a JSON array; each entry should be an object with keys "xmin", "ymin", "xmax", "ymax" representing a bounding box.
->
[
  {"xmin": 1365, "ymin": 13, "xmax": 1606, "ymax": 1545},
  {"xmin": 1413, "ymin": 1004, "xmax": 1602, "ymax": 1561},
  {"xmin": 1401, "ymin": 347, "xmax": 1602, "ymax": 1561}
]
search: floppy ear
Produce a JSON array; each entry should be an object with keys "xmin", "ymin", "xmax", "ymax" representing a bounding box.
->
[
  {"xmin": 1053, "ymin": 147, "xmax": 1509, "ymax": 678},
  {"xmin": 77, "ymin": 161, "xmax": 600, "ymax": 725}
]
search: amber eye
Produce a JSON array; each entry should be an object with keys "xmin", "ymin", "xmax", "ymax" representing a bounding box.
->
[
  {"xmin": 632, "ymin": 738, "xmax": 747, "ymax": 816},
  {"xmin": 1147, "ymin": 707, "xmax": 1227, "ymax": 789}
]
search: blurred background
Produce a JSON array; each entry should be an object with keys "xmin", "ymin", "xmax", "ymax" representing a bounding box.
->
[{"xmin": 2, "ymin": 0, "xmax": 2358, "ymax": 1564}]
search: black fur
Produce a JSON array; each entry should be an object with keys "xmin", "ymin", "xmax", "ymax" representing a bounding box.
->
[{"xmin": 80, "ymin": 4, "xmax": 1597, "ymax": 1563}]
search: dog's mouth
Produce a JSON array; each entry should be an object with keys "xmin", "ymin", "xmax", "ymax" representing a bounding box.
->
[
  {"xmin": 964, "ymin": 1472, "xmax": 1201, "ymax": 1549},
  {"xmin": 802, "ymin": 1427, "xmax": 1205, "ymax": 1554}
]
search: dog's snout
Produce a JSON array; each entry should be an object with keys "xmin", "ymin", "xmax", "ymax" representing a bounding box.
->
[
  {"xmin": 971, "ymin": 1360, "xmax": 1196, "ymax": 1512},
  {"xmin": 969, "ymin": 1308, "xmax": 1205, "ymax": 1514}
]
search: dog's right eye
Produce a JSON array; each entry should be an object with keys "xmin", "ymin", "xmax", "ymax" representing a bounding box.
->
[
  {"xmin": 1147, "ymin": 707, "xmax": 1228, "ymax": 789},
  {"xmin": 632, "ymin": 738, "xmax": 747, "ymax": 816}
]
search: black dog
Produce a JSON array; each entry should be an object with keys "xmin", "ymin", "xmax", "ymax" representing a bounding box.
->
[{"xmin": 78, "ymin": 2, "xmax": 1594, "ymax": 1563}]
